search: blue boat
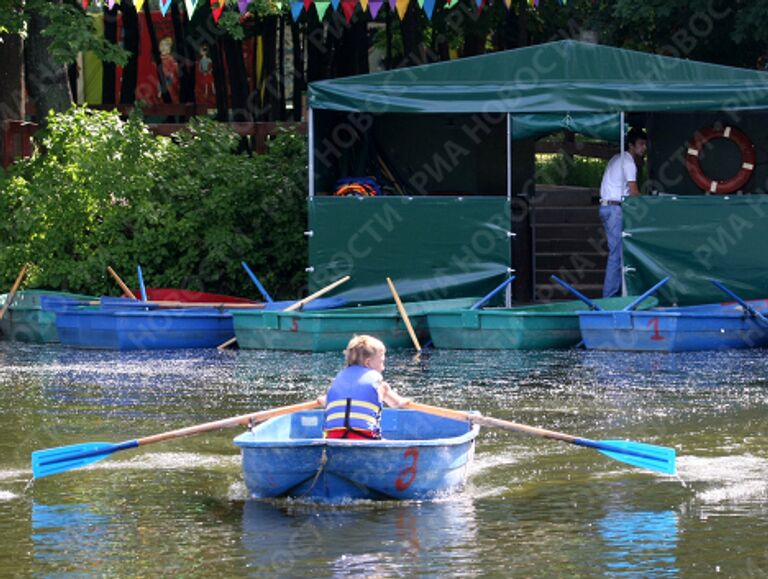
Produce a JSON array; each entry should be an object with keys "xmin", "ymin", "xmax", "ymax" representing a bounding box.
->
[
  {"xmin": 233, "ymin": 408, "xmax": 479, "ymax": 502},
  {"xmin": 579, "ymin": 299, "xmax": 768, "ymax": 352}
]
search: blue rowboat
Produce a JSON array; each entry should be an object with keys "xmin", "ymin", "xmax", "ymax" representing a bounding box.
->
[
  {"xmin": 579, "ymin": 299, "xmax": 768, "ymax": 352},
  {"xmin": 233, "ymin": 408, "xmax": 479, "ymax": 503}
]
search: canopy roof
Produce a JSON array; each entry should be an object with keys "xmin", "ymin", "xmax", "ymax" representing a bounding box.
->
[{"xmin": 309, "ymin": 40, "xmax": 768, "ymax": 113}]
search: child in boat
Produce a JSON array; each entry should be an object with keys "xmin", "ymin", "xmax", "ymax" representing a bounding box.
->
[{"xmin": 318, "ymin": 335, "xmax": 411, "ymax": 439}]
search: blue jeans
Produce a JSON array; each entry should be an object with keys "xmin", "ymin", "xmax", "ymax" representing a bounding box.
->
[{"xmin": 599, "ymin": 205, "xmax": 623, "ymax": 298}]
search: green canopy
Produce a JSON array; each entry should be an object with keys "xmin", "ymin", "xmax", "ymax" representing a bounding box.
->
[{"xmin": 309, "ymin": 40, "xmax": 768, "ymax": 114}]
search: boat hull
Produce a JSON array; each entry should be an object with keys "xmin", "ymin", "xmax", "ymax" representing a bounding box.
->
[
  {"xmin": 55, "ymin": 306, "xmax": 234, "ymax": 350},
  {"xmin": 232, "ymin": 297, "xmax": 478, "ymax": 352},
  {"xmin": 579, "ymin": 300, "xmax": 768, "ymax": 351},
  {"xmin": 234, "ymin": 409, "xmax": 478, "ymax": 503},
  {"xmin": 0, "ymin": 290, "xmax": 95, "ymax": 343},
  {"xmin": 426, "ymin": 296, "xmax": 652, "ymax": 350}
]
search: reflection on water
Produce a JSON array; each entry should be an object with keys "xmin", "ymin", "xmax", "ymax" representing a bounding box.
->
[
  {"xmin": 241, "ymin": 498, "xmax": 478, "ymax": 576},
  {"xmin": 3, "ymin": 342, "xmax": 768, "ymax": 575},
  {"xmin": 598, "ymin": 510, "xmax": 678, "ymax": 577}
]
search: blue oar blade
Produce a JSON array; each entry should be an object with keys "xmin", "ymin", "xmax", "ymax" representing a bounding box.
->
[
  {"xmin": 577, "ymin": 438, "xmax": 676, "ymax": 475},
  {"xmin": 32, "ymin": 440, "xmax": 138, "ymax": 479}
]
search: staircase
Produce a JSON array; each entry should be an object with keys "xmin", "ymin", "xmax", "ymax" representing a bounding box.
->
[{"xmin": 530, "ymin": 185, "xmax": 608, "ymax": 301}]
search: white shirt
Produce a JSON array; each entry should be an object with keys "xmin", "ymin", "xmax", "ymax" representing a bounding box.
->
[{"xmin": 600, "ymin": 151, "xmax": 637, "ymax": 201}]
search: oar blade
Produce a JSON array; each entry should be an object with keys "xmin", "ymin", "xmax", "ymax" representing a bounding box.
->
[
  {"xmin": 590, "ymin": 439, "xmax": 676, "ymax": 475},
  {"xmin": 32, "ymin": 441, "xmax": 126, "ymax": 479}
]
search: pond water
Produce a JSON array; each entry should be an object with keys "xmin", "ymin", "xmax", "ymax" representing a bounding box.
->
[{"xmin": 1, "ymin": 342, "xmax": 767, "ymax": 576}]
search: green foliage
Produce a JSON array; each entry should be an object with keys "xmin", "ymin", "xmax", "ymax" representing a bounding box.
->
[
  {"xmin": 536, "ymin": 153, "xmax": 607, "ymax": 188},
  {"xmin": 0, "ymin": 107, "xmax": 308, "ymax": 299}
]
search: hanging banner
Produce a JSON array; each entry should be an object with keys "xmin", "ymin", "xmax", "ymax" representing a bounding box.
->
[
  {"xmin": 396, "ymin": 0, "xmax": 408, "ymax": 19},
  {"xmin": 369, "ymin": 0, "xmax": 383, "ymax": 18},
  {"xmin": 341, "ymin": 0, "xmax": 356, "ymax": 21},
  {"xmin": 211, "ymin": 0, "xmax": 226, "ymax": 22},
  {"xmin": 290, "ymin": 1, "xmax": 303, "ymax": 20},
  {"xmin": 315, "ymin": 0, "xmax": 331, "ymax": 19},
  {"xmin": 184, "ymin": 0, "xmax": 199, "ymax": 17}
]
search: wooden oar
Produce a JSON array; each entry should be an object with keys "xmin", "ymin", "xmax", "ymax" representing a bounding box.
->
[
  {"xmin": 283, "ymin": 275, "xmax": 351, "ymax": 312},
  {"xmin": 709, "ymin": 279, "xmax": 768, "ymax": 325},
  {"xmin": 217, "ymin": 275, "xmax": 351, "ymax": 349},
  {"xmin": 106, "ymin": 266, "xmax": 138, "ymax": 300},
  {"xmin": 0, "ymin": 263, "xmax": 28, "ymax": 321},
  {"xmin": 407, "ymin": 402, "xmax": 676, "ymax": 475},
  {"xmin": 31, "ymin": 400, "xmax": 321, "ymax": 479},
  {"xmin": 386, "ymin": 277, "xmax": 421, "ymax": 352}
]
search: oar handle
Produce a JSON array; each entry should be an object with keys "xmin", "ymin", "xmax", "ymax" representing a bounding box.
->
[
  {"xmin": 217, "ymin": 336, "xmax": 238, "ymax": 350},
  {"xmin": 709, "ymin": 279, "xmax": 768, "ymax": 324},
  {"xmin": 406, "ymin": 402, "xmax": 576, "ymax": 443},
  {"xmin": 0, "ymin": 263, "xmax": 28, "ymax": 321},
  {"xmin": 550, "ymin": 274, "xmax": 602, "ymax": 311},
  {"xmin": 622, "ymin": 276, "xmax": 670, "ymax": 311},
  {"xmin": 241, "ymin": 261, "xmax": 274, "ymax": 303},
  {"xmin": 471, "ymin": 275, "xmax": 516, "ymax": 310},
  {"xmin": 386, "ymin": 277, "xmax": 422, "ymax": 352},
  {"xmin": 137, "ymin": 400, "xmax": 321, "ymax": 446},
  {"xmin": 107, "ymin": 266, "xmax": 138, "ymax": 300},
  {"xmin": 283, "ymin": 275, "xmax": 350, "ymax": 312}
]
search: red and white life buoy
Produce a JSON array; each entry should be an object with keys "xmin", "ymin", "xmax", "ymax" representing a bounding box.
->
[{"xmin": 686, "ymin": 126, "xmax": 756, "ymax": 194}]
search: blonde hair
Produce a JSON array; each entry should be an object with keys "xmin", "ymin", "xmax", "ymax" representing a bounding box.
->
[{"xmin": 345, "ymin": 335, "xmax": 385, "ymax": 367}]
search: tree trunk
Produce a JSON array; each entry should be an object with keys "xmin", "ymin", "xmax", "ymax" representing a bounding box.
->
[
  {"xmin": 0, "ymin": 32, "xmax": 25, "ymax": 165},
  {"xmin": 102, "ymin": 3, "xmax": 118, "ymax": 104},
  {"xmin": 290, "ymin": 19, "xmax": 304, "ymax": 121},
  {"xmin": 24, "ymin": 8, "xmax": 73, "ymax": 124}
]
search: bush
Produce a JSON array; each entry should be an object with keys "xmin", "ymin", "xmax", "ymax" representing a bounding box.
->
[
  {"xmin": 535, "ymin": 153, "xmax": 608, "ymax": 188},
  {"xmin": 0, "ymin": 106, "xmax": 308, "ymax": 299}
]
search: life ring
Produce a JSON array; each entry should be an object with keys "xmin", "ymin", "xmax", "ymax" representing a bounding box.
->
[{"xmin": 686, "ymin": 126, "xmax": 756, "ymax": 194}]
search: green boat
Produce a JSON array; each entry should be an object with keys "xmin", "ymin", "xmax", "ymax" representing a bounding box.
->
[
  {"xmin": 232, "ymin": 297, "xmax": 479, "ymax": 352},
  {"xmin": 426, "ymin": 296, "xmax": 659, "ymax": 350},
  {"xmin": 0, "ymin": 290, "xmax": 96, "ymax": 343}
]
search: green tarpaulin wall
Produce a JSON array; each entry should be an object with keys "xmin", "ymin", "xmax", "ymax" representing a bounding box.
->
[
  {"xmin": 308, "ymin": 197, "xmax": 511, "ymax": 302},
  {"xmin": 624, "ymin": 195, "xmax": 768, "ymax": 305}
]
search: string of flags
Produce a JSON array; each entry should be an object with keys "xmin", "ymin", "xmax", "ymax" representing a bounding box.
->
[{"xmin": 81, "ymin": 0, "xmax": 566, "ymax": 23}]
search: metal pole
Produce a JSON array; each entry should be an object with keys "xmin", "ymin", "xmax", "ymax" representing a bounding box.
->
[
  {"xmin": 506, "ymin": 113, "xmax": 513, "ymax": 307},
  {"xmin": 620, "ymin": 111, "xmax": 626, "ymax": 297},
  {"xmin": 308, "ymin": 107, "xmax": 315, "ymax": 199}
]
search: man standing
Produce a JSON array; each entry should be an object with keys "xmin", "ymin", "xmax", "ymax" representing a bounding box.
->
[{"xmin": 599, "ymin": 128, "xmax": 648, "ymax": 298}]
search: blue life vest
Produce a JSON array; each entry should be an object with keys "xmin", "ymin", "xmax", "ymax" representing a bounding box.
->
[{"xmin": 324, "ymin": 365, "xmax": 383, "ymax": 437}]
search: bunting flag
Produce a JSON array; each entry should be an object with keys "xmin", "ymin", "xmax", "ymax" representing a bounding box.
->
[
  {"xmin": 237, "ymin": 0, "xmax": 251, "ymax": 13},
  {"xmin": 331, "ymin": 0, "xmax": 341, "ymax": 8},
  {"xmin": 445, "ymin": 0, "xmax": 459, "ymax": 8},
  {"xmin": 503, "ymin": 0, "xmax": 512, "ymax": 8},
  {"xmin": 304, "ymin": 0, "xmax": 312, "ymax": 11},
  {"xmin": 290, "ymin": 1, "xmax": 303, "ymax": 20},
  {"xmin": 474, "ymin": 0, "xmax": 482, "ymax": 6},
  {"xmin": 107, "ymin": 0, "xmax": 117, "ymax": 8},
  {"xmin": 341, "ymin": 0, "xmax": 356, "ymax": 21},
  {"xmin": 395, "ymin": 0, "xmax": 408, "ymax": 19},
  {"xmin": 135, "ymin": 0, "xmax": 146, "ymax": 12},
  {"xmin": 184, "ymin": 0, "xmax": 199, "ymax": 17},
  {"xmin": 159, "ymin": 0, "xmax": 172, "ymax": 16},
  {"xmin": 369, "ymin": 0, "xmax": 383, "ymax": 18},
  {"xmin": 82, "ymin": 0, "xmax": 88, "ymax": 8},
  {"xmin": 315, "ymin": 0, "xmax": 331, "ymax": 19},
  {"xmin": 388, "ymin": 0, "xmax": 396, "ymax": 9},
  {"xmin": 211, "ymin": 0, "xmax": 226, "ymax": 22},
  {"xmin": 423, "ymin": 0, "xmax": 435, "ymax": 18},
  {"xmin": 360, "ymin": 0, "xmax": 369, "ymax": 12}
]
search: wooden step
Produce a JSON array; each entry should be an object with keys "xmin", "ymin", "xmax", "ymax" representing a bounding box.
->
[
  {"xmin": 534, "ymin": 207, "xmax": 602, "ymax": 225},
  {"xmin": 536, "ymin": 238, "xmax": 607, "ymax": 254},
  {"xmin": 536, "ymin": 269, "xmax": 605, "ymax": 286},
  {"xmin": 534, "ymin": 224, "xmax": 605, "ymax": 240},
  {"xmin": 536, "ymin": 253, "xmax": 606, "ymax": 270}
]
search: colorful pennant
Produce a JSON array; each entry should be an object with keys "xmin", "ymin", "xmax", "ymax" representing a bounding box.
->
[
  {"xmin": 158, "ymin": 0, "xmax": 172, "ymax": 16},
  {"xmin": 341, "ymin": 0, "xmax": 356, "ymax": 21},
  {"xmin": 184, "ymin": 0, "xmax": 199, "ymax": 17},
  {"xmin": 211, "ymin": 0, "xmax": 226, "ymax": 22},
  {"xmin": 290, "ymin": 1, "xmax": 304, "ymax": 19},
  {"xmin": 315, "ymin": 1, "xmax": 331, "ymax": 19},
  {"xmin": 135, "ymin": 0, "xmax": 146, "ymax": 12},
  {"xmin": 237, "ymin": 0, "xmax": 251, "ymax": 13},
  {"xmin": 395, "ymin": 0, "xmax": 408, "ymax": 19},
  {"xmin": 369, "ymin": 0, "xmax": 383, "ymax": 18},
  {"xmin": 423, "ymin": 0, "xmax": 435, "ymax": 18}
]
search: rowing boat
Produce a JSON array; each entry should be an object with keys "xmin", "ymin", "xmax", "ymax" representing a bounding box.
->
[
  {"xmin": 0, "ymin": 290, "xmax": 97, "ymax": 343},
  {"xmin": 233, "ymin": 408, "xmax": 478, "ymax": 502}
]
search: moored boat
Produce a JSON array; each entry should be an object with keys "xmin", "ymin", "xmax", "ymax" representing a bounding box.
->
[
  {"xmin": 231, "ymin": 297, "xmax": 478, "ymax": 352},
  {"xmin": 0, "ymin": 290, "xmax": 97, "ymax": 343},
  {"xmin": 233, "ymin": 408, "xmax": 479, "ymax": 502},
  {"xmin": 578, "ymin": 299, "xmax": 768, "ymax": 352},
  {"xmin": 426, "ymin": 296, "xmax": 656, "ymax": 350}
]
